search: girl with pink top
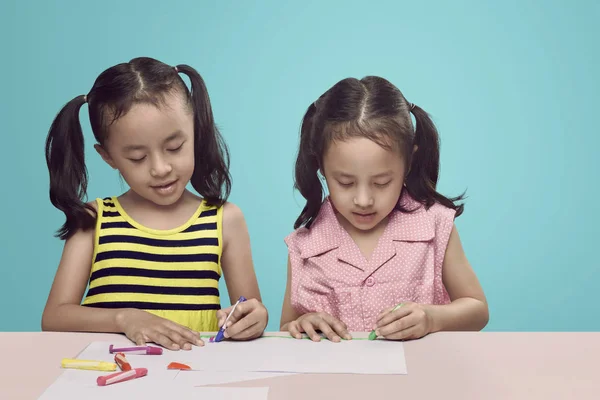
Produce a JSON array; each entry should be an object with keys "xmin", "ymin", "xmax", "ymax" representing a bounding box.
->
[{"xmin": 280, "ymin": 76, "xmax": 489, "ymax": 342}]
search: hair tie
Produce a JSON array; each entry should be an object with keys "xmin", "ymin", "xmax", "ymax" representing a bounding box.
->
[
  {"xmin": 174, "ymin": 66, "xmax": 179, "ymax": 73},
  {"xmin": 83, "ymin": 95, "xmax": 88, "ymax": 103},
  {"xmin": 410, "ymin": 102, "xmax": 415, "ymax": 111}
]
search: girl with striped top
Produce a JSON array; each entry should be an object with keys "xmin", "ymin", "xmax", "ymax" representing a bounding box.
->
[{"xmin": 42, "ymin": 57, "xmax": 268, "ymax": 350}]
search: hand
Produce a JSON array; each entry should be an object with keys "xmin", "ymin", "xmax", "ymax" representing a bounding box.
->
[
  {"xmin": 116, "ymin": 309, "xmax": 204, "ymax": 350},
  {"xmin": 217, "ymin": 298, "xmax": 268, "ymax": 340},
  {"xmin": 374, "ymin": 302, "xmax": 432, "ymax": 340},
  {"xmin": 286, "ymin": 312, "xmax": 352, "ymax": 342}
]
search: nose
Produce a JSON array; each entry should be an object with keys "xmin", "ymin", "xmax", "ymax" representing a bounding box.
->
[
  {"xmin": 149, "ymin": 155, "xmax": 173, "ymax": 178},
  {"xmin": 353, "ymin": 186, "xmax": 373, "ymax": 208}
]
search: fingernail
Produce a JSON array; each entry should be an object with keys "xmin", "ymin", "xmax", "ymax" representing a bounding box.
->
[
  {"xmin": 375, "ymin": 330, "xmax": 380, "ymax": 336},
  {"xmin": 184, "ymin": 343, "xmax": 191, "ymax": 350}
]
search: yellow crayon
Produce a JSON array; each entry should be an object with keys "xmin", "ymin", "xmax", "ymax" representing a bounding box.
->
[{"xmin": 61, "ymin": 358, "xmax": 117, "ymax": 371}]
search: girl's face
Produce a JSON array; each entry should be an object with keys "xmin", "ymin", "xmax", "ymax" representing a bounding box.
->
[
  {"xmin": 322, "ymin": 136, "xmax": 406, "ymax": 234},
  {"xmin": 95, "ymin": 93, "xmax": 195, "ymax": 207}
]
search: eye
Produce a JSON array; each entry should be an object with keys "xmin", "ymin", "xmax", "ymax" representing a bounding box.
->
[
  {"xmin": 374, "ymin": 181, "xmax": 392, "ymax": 188},
  {"xmin": 128, "ymin": 156, "xmax": 146, "ymax": 163},
  {"xmin": 337, "ymin": 181, "xmax": 354, "ymax": 187},
  {"xmin": 167, "ymin": 142, "xmax": 184, "ymax": 152}
]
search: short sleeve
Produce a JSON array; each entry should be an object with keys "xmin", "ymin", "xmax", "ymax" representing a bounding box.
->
[{"xmin": 284, "ymin": 229, "xmax": 308, "ymax": 312}]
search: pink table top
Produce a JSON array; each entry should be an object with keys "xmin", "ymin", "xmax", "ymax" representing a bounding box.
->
[{"xmin": 1, "ymin": 331, "xmax": 598, "ymax": 399}]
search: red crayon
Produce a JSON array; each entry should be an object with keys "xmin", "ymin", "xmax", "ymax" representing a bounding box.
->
[
  {"xmin": 114, "ymin": 352, "xmax": 132, "ymax": 371},
  {"xmin": 97, "ymin": 368, "xmax": 147, "ymax": 386}
]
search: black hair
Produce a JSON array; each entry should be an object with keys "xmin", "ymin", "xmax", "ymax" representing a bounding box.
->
[
  {"xmin": 45, "ymin": 57, "xmax": 231, "ymax": 239},
  {"xmin": 293, "ymin": 76, "xmax": 464, "ymax": 229}
]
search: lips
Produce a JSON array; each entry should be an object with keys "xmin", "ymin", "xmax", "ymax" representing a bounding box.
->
[
  {"xmin": 353, "ymin": 212, "xmax": 375, "ymax": 217},
  {"xmin": 151, "ymin": 180, "xmax": 177, "ymax": 189}
]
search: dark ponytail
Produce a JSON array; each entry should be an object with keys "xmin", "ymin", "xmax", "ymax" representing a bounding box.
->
[
  {"xmin": 292, "ymin": 76, "xmax": 464, "ymax": 230},
  {"xmin": 45, "ymin": 95, "xmax": 96, "ymax": 240},
  {"xmin": 175, "ymin": 64, "xmax": 231, "ymax": 206},
  {"xmin": 294, "ymin": 102, "xmax": 324, "ymax": 229},
  {"xmin": 404, "ymin": 104, "xmax": 464, "ymax": 216}
]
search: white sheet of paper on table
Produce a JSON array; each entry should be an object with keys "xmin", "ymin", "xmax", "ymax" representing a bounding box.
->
[
  {"xmin": 38, "ymin": 381, "xmax": 269, "ymax": 400},
  {"xmin": 174, "ymin": 370, "xmax": 295, "ymax": 386},
  {"xmin": 71, "ymin": 337, "xmax": 407, "ymax": 375}
]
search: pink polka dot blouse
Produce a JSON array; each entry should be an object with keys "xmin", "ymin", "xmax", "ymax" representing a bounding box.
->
[{"xmin": 285, "ymin": 190, "xmax": 456, "ymax": 332}]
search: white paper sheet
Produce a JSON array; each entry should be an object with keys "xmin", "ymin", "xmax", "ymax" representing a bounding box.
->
[
  {"xmin": 38, "ymin": 382, "xmax": 269, "ymax": 400},
  {"xmin": 72, "ymin": 337, "xmax": 407, "ymax": 375},
  {"xmin": 174, "ymin": 370, "xmax": 294, "ymax": 386}
]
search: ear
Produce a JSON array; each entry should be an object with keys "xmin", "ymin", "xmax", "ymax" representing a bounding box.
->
[{"xmin": 94, "ymin": 144, "xmax": 117, "ymax": 169}]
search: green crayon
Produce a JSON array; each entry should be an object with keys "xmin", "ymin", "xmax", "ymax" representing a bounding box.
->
[{"xmin": 368, "ymin": 303, "xmax": 404, "ymax": 340}]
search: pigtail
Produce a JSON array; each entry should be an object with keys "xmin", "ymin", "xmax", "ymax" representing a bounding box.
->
[
  {"xmin": 45, "ymin": 95, "xmax": 96, "ymax": 240},
  {"xmin": 175, "ymin": 64, "xmax": 231, "ymax": 206},
  {"xmin": 405, "ymin": 104, "xmax": 464, "ymax": 216},
  {"xmin": 294, "ymin": 102, "xmax": 325, "ymax": 229}
]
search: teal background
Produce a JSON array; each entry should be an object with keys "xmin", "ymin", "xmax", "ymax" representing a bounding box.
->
[{"xmin": 1, "ymin": 0, "xmax": 598, "ymax": 332}]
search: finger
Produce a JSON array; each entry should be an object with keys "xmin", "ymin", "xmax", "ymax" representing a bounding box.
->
[
  {"xmin": 159, "ymin": 323, "xmax": 193, "ymax": 350},
  {"xmin": 159, "ymin": 326, "xmax": 193, "ymax": 350},
  {"xmin": 133, "ymin": 332, "xmax": 146, "ymax": 346},
  {"xmin": 171, "ymin": 326, "xmax": 203, "ymax": 349},
  {"xmin": 216, "ymin": 302, "xmax": 248, "ymax": 331},
  {"xmin": 227, "ymin": 301, "xmax": 255, "ymax": 325},
  {"xmin": 376, "ymin": 305, "xmax": 397, "ymax": 321},
  {"xmin": 316, "ymin": 319, "xmax": 340, "ymax": 342},
  {"xmin": 226, "ymin": 303, "xmax": 267, "ymax": 339},
  {"xmin": 287, "ymin": 321, "xmax": 303, "ymax": 339},
  {"xmin": 224, "ymin": 309, "xmax": 257, "ymax": 338},
  {"xmin": 376, "ymin": 306, "xmax": 413, "ymax": 328},
  {"xmin": 322, "ymin": 314, "xmax": 352, "ymax": 340},
  {"xmin": 216, "ymin": 309, "xmax": 229, "ymax": 328},
  {"xmin": 382, "ymin": 325, "xmax": 422, "ymax": 341},
  {"xmin": 377, "ymin": 313, "xmax": 418, "ymax": 337},
  {"xmin": 173, "ymin": 324, "xmax": 204, "ymax": 347},
  {"xmin": 301, "ymin": 320, "xmax": 321, "ymax": 342},
  {"xmin": 150, "ymin": 331, "xmax": 179, "ymax": 350},
  {"xmin": 228, "ymin": 320, "xmax": 261, "ymax": 340},
  {"xmin": 376, "ymin": 302, "xmax": 415, "ymax": 322}
]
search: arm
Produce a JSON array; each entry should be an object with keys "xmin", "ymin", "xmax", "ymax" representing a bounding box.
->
[
  {"xmin": 376, "ymin": 224, "xmax": 489, "ymax": 339},
  {"xmin": 280, "ymin": 254, "xmax": 351, "ymax": 342},
  {"xmin": 424, "ymin": 224, "xmax": 489, "ymax": 332},
  {"xmin": 218, "ymin": 202, "xmax": 268, "ymax": 339},
  {"xmin": 41, "ymin": 203, "xmax": 125, "ymax": 332},
  {"xmin": 280, "ymin": 256, "xmax": 302, "ymax": 330},
  {"xmin": 220, "ymin": 202, "xmax": 262, "ymax": 303},
  {"xmin": 42, "ymin": 202, "xmax": 203, "ymax": 350}
]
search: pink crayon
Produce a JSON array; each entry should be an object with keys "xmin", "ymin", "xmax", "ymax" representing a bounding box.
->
[
  {"xmin": 97, "ymin": 368, "xmax": 148, "ymax": 386},
  {"xmin": 109, "ymin": 344, "xmax": 163, "ymax": 355}
]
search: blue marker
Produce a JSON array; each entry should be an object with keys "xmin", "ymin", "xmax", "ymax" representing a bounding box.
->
[{"xmin": 214, "ymin": 296, "xmax": 247, "ymax": 342}]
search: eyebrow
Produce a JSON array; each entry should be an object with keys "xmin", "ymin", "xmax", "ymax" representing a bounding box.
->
[
  {"xmin": 334, "ymin": 171, "xmax": 393, "ymax": 179},
  {"xmin": 123, "ymin": 131, "xmax": 184, "ymax": 152}
]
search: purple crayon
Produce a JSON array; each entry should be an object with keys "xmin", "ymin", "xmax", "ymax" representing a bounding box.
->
[{"xmin": 109, "ymin": 345, "xmax": 163, "ymax": 355}]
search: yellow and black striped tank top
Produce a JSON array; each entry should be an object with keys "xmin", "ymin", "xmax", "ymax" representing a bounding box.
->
[{"xmin": 82, "ymin": 196, "xmax": 222, "ymax": 332}]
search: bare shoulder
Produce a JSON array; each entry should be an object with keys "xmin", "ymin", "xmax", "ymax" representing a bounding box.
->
[
  {"xmin": 222, "ymin": 201, "xmax": 245, "ymax": 224},
  {"xmin": 86, "ymin": 200, "xmax": 99, "ymax": 212},
  {"xmin": 221, "ymin": 202, "xmax": 249, "ymax": 246}
]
